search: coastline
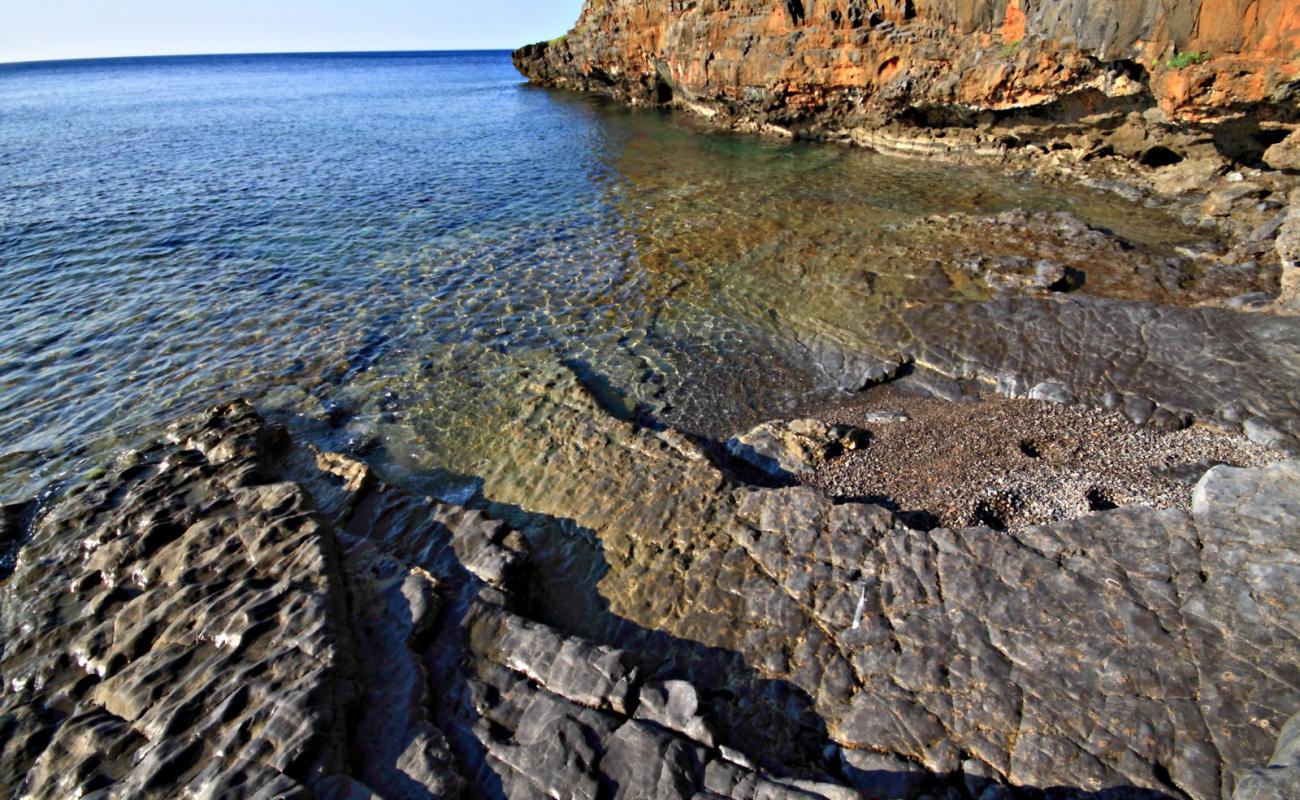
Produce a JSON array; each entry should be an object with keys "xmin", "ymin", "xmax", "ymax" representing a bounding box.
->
[{"xmin": 1, "ymin": 9, "xmax": 1298, "ymax": 797}]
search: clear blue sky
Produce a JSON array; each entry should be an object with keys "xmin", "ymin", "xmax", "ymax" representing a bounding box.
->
[{"xmin": 0, "ymin": 0, "xmax": 583, "ymax": 64}]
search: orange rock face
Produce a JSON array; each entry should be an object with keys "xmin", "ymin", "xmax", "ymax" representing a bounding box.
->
[{"xmin": 514, "ymin": 0, "xmax": 1299, "ymax": 143}]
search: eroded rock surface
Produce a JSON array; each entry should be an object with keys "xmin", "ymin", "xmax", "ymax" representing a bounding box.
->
[
  {"xmin": 727, "ymin": 418, "xmax": 870, "ymax": 479},
  {"xmin": 422, "ymin": 363, "xmax": 1299, "ymax": 799},
  {"xmin": 2, "ymin": 393, "xmax": 1297, "ymax": 799},
  {"xmin": 887, "ymin": 294, "xmax": 1300, "ymax": 444},
  {"xmin": 514, "ymin": 0, "xmax": 1299, "ymax": 167}
]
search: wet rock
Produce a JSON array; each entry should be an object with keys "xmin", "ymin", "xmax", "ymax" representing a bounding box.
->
[
  {"xmin": 898, "ymin": 369, "xmax": 964, "ymax": 402},
  {"xmin": 813, "ymin": 347, "xmax": 910, "ymax": 391},
  {"xmin": 1152, "ymin": 459, "xmax": 1230, "ymax": 486},
  {"xmin": 727, "ymin": 418, "xmax": 868, "ymax": 479},
  {"xmin": 1244, "ymin": 417, "xmax": 1296, "ymax": 452},
  {"xmin": 994, "ymin": 374, "xmax": 1030, "ymax": 398},
  {"xmin": 1148, "ymin": 406, "xmax": 1192, "ymax": 432},
  {"xmin": 1121, "ymin": 395, "xmax": 1157, "ymax": 425},
  {"xmin": 896, "ymin": 295, "xmax": 1300, "ymax": 440}
]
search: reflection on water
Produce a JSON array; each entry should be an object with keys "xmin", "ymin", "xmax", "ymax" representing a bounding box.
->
[{"xmin": 0, "ymin": 52, "xmax": 1211, "ymax": 500}]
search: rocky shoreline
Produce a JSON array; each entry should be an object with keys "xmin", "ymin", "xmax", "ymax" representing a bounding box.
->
[
  {"xmin": 1, "ymin": 388, "xmax": 1297, "ymax": 799},
  {"xmin": 513, "ymin": 0, "xmax": 1300, "ymax": 308},
  {"xmin": 2, "ymin": 3, "xmax": 1299, "ymax": 797}
]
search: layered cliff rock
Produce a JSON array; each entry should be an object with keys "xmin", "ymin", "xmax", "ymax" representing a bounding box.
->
[{"xmin": 514, "ymin": 0, "xmax": 1299, "ymax": 166}]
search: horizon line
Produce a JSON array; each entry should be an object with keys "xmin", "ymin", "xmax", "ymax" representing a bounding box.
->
[{"xmin": 0, "ymin": 47, "xmax": 526, "ymax": 68}]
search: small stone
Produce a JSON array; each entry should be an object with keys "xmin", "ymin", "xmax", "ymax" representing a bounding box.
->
[
  {"xmin": 995, "ymin": 374, "xmax": 1029, "ymax": 398},
  {"xmin": 726, "ymin": 418, "xmax": 867, "ymax": 478},
  {"xmin": 1028, "ymin": 381, "xmax": 1075, "ymax": 405},
  {"xmin": 313, "ymin": 448, "xmax": 374, "ymax": 493},
  {"xmin": 862, "ymin": 411, "xmax": 910, "ymax": 424},
  {"xmin": 1122, "ymin": 395, "xmax": 1156, "ymax": 425},
  {"xmin": 1148, "ymin": 407, "xmax": 1191, "ymax": 431}
]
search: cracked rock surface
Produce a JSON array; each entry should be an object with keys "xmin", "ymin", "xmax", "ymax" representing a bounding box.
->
[{"xmin": 2, "ymin": 390, "xmax": 1297, "ymax": 799}]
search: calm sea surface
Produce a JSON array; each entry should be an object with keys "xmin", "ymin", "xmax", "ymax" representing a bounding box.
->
[{"xmin": 0, "ymin": 51, "xmax": 1204, "ymax": 500}]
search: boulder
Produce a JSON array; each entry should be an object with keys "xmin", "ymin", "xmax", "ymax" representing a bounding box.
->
[{"xmin": 1263, "ymin": 129, "xmax": 1300, "ymax": 172}]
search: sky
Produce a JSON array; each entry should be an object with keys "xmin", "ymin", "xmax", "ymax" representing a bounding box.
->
[{"xmin": 0, "ymin": 0, "xmax": 584, "ymax": 64}]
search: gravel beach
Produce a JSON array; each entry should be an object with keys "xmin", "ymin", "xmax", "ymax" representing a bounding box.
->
[{"xmin": 800, "ymin": 384, "xmax": 1274, "ymax": 531}]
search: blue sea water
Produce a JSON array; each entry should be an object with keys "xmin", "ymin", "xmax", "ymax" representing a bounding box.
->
[{"xmin": 0, "ymin": 51, "xmax": 1203, "ymax": 499}]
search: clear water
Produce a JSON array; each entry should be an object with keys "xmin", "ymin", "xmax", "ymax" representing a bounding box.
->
[{"xmin": 0, "ymin": 51, "xmax": 1206, "ymax": 500}]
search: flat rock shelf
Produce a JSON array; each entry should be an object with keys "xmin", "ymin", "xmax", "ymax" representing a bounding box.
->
[{"xmin": 1, "ymin": 390, "xmax": 1297, "ymax": 799}]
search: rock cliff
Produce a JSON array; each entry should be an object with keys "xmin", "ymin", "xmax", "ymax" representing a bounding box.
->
[{"xmin": 514, "ymin": 0, "xmax": 1299, "ymax": 167}]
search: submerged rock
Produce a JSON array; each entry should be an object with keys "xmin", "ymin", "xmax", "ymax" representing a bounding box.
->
[{"xmin": 892, "ymin": 294, "xmax": 1300, "ymax": 441}]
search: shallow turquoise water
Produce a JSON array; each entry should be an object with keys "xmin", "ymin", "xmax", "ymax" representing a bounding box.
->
[{"xmin": 0, "ymin": 51, "xmax": 1206, "ymax": 499}]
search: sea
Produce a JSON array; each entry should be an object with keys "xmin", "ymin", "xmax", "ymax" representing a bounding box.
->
[{"xmin": 0, "ymin": 50, "xmax": 1204, "ymax": 501}]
